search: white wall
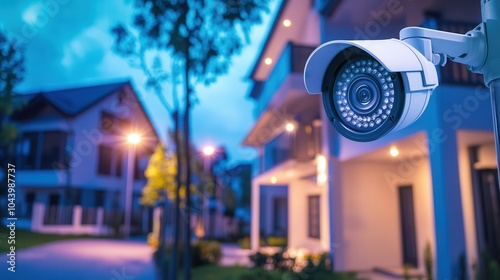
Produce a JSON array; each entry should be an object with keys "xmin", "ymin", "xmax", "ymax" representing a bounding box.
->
[
  {"xmin": 288, "ymin": 178, "xmax": 329, "ymax": 253},
  {"xmin": 340, "ymin": 157, "xmax": 434, "ymax": 272},
  {"xmin": 341, "ymin": 161, "xmax": 401, "ymax": 270}
]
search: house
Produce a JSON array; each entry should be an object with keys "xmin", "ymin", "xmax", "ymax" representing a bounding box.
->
[
  {"xmin": 244, "ymin": 0, "xmax": 500, "ymax": 279},
  {"xmin": 9, "ymin": 80, "xmax": 159, "ymax": 235}
]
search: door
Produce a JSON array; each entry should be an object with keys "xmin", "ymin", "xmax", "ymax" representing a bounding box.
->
[
  {"xmin": 477, "ymin": 169, "xmax": 500, "ymax": 264},
  {"xmin": 399, "ymin": 186, "xmax": 418, "ymax": 267}
]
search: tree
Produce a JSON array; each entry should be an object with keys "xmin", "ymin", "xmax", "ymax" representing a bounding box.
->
[
  {"xmin": 0, "ymin": 31, "xmax": 25, "ymax": 162},
  {"xmin": 111, "ymin": 1, "xmax": 270, "ymax": 279},
  {"xmin": 0, "ymin": 32, "xmax": 25, "ymax": 208}
]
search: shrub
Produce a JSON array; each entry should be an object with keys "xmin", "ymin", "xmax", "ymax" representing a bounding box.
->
[
  {"xmin": 267, "ymin": 236, "xmax": 287, "ymax": 247},
  {"xmin": 157, "ymin": 240, "xmax": 222, "ymax": 273},
  {"xmin": 235, "ymin": 268, "xmax": 278, "ymax": 280},
  {"xmin": 238, "ymin": 236, "xmax": 265, "ymax": 249},
  {"xmin": 424, "ymin": 242, "xmax": 434, "ymax": 280},
  {"xmin": 249, "ymin": 251, "xmax": 269, "ymax": 268}
]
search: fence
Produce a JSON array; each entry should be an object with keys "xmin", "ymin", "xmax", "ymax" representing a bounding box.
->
[{"xmin": 32, "ymin": 203, "xmax": 108, "ymax": 235}]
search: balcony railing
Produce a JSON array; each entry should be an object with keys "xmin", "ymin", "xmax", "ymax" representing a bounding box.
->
[
  {"xmin": 260, "ymin": 123, "xmax": 322, "ymax": 173},
  {"xmin": 253, "ymin": 43, "xmax": 316, "ymax": 118},
  {"xmin": 422, "ymin": 18, "xmax": 484, "ymax": 86}
]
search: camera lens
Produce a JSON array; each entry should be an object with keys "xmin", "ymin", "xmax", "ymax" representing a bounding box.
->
[
  {"xmin": 334, "ymin": 57, "xmax": 395, "ymax": 132},
  {"xmin": 322, "ymin": 47, "xmax": 405, "ymax": 142}
]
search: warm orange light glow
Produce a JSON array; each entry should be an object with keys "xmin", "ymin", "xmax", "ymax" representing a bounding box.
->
[
  {"xmin": 127, "ymin": 133, "xmax": 141, "ymax": 144},
  {"xmin": 283, "ymin": 19, "xmax": 292, "ymax": 27},
  {"xmin": 270, "ymin": 176, "xmax": 277, "ymax": 184},
  {"xmin": 203, "ymin": 146, "xmax": 215, "ymax": 156},
  {"xmin": 264, "ymin": 57, "xmax": 273, "ymax": 65},
  {"xmin": 390, "ymin": 146, "xmax": 399, "ymax": 157},
  {"xmin": 285, "ymin": 122, "xmax": 295, "ymax": 132},
  {"xmin": 317, "ymin": 155, "xmax": 327, "ymax": 185}
]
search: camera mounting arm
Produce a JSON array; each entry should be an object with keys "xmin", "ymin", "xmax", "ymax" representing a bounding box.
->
[{"xmin": 399, "ymin": 25, "xmax": 487, "ymax": 72}]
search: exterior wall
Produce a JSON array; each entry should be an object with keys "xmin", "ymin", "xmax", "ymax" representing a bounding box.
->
[
  {"xmin": 341, "ymin": 156, "xmax": 434, "ymax": 272},
  {"xmin": 15, "ymin": 84, "xmax": 158, "ymax": 223},
  {"xmin": 288, "ymin": 178, "xmax": 329, "ymax": 253},
  {"xmin": 259, "ymin": 185, "xmax": 288, "ymax": 237},
  {"xmin": 341, "ymin": 161, "xmax": 402, "ymax": 270}
]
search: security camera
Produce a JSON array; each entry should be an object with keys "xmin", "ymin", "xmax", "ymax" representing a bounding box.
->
[{"xmin": 304, "ymin": 39, "xmax": 438, "ymax": 142}]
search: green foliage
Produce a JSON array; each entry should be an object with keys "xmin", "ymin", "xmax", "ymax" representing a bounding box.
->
[
  {"xmin": 424, "ymin": 242, "xmax": 434, "ymax": 280},
  {"xmin": 402, "ymin": 264, "xmax": 411, "ymax": 280},
  {"xmin": 249, "ymin": 251, "xmax": 269, "ymax": 268},
  {"xmin": 267, "ymin": 236, "xmax": 287, "ymax": 247},
  {"xmin": 141, "ymin": 143, "xmax": 177, "ymax": 205},
  {"xmin": 234, "ymin": 268, "xmax": 279, "ymax": 280},
  {"xmin": 0, "ymin": 31, "xmax": 25, "ymax": 152},
  {"xmin": 114, "ymin": 0, "xmax": 270, "ymax": 86},
  {"xmin": 158, "ymin": 240, "xmax": 222, "ymax": 269}
]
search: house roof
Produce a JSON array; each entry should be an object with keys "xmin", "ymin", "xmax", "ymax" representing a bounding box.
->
[
  {"xmin": 13, "ymin": 80, "xmax": 161, "ymax": 141},
  {"xmin": 21, "ymin": 81, "xmax": 129, "ymax": 116},
  {"xmin": 247, "ymin": 0, "xmax": 289, "ymax": 81}
]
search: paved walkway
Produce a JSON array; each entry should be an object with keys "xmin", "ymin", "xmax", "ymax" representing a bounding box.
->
[
  {"xmin": 0, "ymin": 239, "xmax": 156, "ymax": 280},
  {"xmin": 219, "ymin": 244, "xmax": 252, "ymax": 267}
]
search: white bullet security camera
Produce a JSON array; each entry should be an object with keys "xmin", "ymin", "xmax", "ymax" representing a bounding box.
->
[{"xmin": 304, "ymin": 39, "xmax": 439, "ymax": 142}]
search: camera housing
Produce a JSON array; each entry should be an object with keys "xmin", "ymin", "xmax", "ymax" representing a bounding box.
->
[{"xmin": 304, "ymin": 39, "xmax": 439, "ymax": 142}]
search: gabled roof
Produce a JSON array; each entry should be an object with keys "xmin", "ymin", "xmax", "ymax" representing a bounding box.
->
[
  {"xmin": 19, "ymin": 81, "xmax": 129, "ymax": 116},
  {"xmin": 12, "ymin": 80, "xmax": 161, "ymax": 141}
]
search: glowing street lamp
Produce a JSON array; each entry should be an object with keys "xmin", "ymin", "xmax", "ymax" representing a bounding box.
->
[
  {"xmin": 285, "ymin": 122, "xmax": 295, "ymax": 132},
  {"xmin": 203, "ymin": 146, "xmax": 215, "ymax": 157},
  {"xmin": 127, "ymin": 133, "xmax": 141, "ymax": 144},
  {"xmin": 124, "ymin": 133, "xmax": 141, "ymax": 239}
]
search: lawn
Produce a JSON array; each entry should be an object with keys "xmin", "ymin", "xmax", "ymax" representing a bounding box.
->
[
  {"xmin": 188, "ymin": 265, "xmax": 283, "ymax": 280},
  {"xmin": 184, "ymin": 265, "xmax": 359, "ymax": 280},
  {"xmin": 0, "ymin": 228, "xmax": 111, "ymax": 253}
]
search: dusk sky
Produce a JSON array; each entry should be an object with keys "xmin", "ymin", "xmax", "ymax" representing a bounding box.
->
[{"xmin": 0, "ymin": 0, "xmax": 280, "ymax": 164}]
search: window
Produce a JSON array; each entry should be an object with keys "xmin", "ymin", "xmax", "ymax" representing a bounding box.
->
[
  {"xmin": 18, "ymin": 131, "xmax": 67, "ymax": 170},
  {"xmin": 100, "ymin": 112, "xmax": 116, "ymax": 133},
  {"xmin": 98, "ymin": 145, "xmax": 113, "ymax": 175},
  {"xmin": 308, "ymin": 195, "xmax": 320, "ymax": 239},
  {"xmin": 95, "ymin": 190, "xmax": 105, "ymax": 208},
  {"xmin": 115, "ymin": 149, "xmax": 123, "ymax": 177},
  {"xmin": 19, "ymin": 132, "xmax": 39, "ymax": 169},
  {"xmin": 40, "ymin": 131, "xmax": 67, "ymax": 169},
  {"xmin": 98, "ymin": 145, "xmax": 124, "ymax": 177}
]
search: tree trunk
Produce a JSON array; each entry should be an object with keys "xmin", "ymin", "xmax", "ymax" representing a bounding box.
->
[
  {"xmin": 168, "ymin": 110, "xmax": 182, "ymax": 280},
  {"xmin": 183, "ymin": 59, "xmax": 192, "ymax": 280}
]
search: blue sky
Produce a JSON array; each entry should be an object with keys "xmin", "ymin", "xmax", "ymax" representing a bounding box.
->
[{"xmin": 0, "ymin": 0, "xmax": 279, "ymax": 164}]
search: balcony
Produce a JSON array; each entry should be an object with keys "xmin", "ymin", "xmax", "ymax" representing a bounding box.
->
[
  {"xmin": 422, "ymin": 18, "xmax": 484, "ymax": 86},
  {"xmin": 251, "ymin": 43, "xmax": 316, "ymax": 119},
  {"xmin": 260, "ymin": 123, "xmax": 322, "ymax": 173}
]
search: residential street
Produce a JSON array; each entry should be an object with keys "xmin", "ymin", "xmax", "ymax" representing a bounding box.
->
[{"xmin": 0, "ymin": 239, "xmax": 156, "ymax": 280}]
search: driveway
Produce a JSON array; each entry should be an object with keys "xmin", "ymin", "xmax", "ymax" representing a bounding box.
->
[{"xmin": 0, "ymin": 239, "xmax": 156, "ymax": 280}]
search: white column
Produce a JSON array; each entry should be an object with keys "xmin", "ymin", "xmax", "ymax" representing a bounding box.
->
[
  {"xmin": 250, "ymin": 180, "xmax": 260, "ymax": 251},
  {"xmin": 73, "ymin": 205, "xmax": 82, "ymax": 228}
]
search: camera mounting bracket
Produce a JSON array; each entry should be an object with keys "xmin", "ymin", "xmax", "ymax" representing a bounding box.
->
[{"xmin": 400, "ymin": 25, "xmax": 487, "ymax": 73}]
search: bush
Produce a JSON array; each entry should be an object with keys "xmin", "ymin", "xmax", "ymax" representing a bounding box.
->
[
  {"xmin": 156, "ymin": 240, "xmax": 222, "ymax": 273},
  {"xmin": 249, "ymin": 251, "xmax": 269, "ymax": 268},
  {"xmin": 267, "ymin": 236, "xmax": 287, "ymax": 247},
  {"xmin": 238, "ymin": 236, "xmax": 265, "ymax": 249},
  {"xmin": 234, "ymin": 268, "xmax": 278, "ymax": 280}
]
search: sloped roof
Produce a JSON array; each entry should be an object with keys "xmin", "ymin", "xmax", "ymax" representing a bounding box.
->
[
  {"xmin": 12, "ymin": 80, "xmax": 161, "ymax": 141},
  {"xmin": 33, "ymin": 81, "xmax": 128, "ymax": 116}
]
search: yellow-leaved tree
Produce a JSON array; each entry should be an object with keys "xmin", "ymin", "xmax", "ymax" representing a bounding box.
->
[{"xmin": 141, "ymin": 143, "xmax": 176, "ymax": 250}]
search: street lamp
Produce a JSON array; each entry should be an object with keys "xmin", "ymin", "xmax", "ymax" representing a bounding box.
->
[
  {"xmin": 124, "ymin": 133, "xmax": 141, "ymax": 239},
  {"xmin": 200, "ymin": 145, "xmax": 217, "ymax": 239}
]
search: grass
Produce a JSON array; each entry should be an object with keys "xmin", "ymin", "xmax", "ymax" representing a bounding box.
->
[
  {"xmin": 187, "ymin": 265, "xmax": 283, "ymax": 280},
  {"xmin": 182, "ymin": 265, "xmax": 360, "ymax": 280},
  {"xmin": 0, "ymin": 228, "xmax": 112, "ymax": 253}
]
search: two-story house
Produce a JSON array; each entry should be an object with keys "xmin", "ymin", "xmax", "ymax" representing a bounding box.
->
[
  {"xmin": 245, "ymin": 0, "xmax": 500, "ymax": 279},
  {"xmin": 10, "ymin": 80, "xmax": 159, "ymax": 235}
]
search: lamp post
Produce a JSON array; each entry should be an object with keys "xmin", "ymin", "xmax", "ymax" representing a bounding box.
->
[
  {"xmin": 124, "ymin": 133, "xmax": 141, "ymax": 239},
  {"xmin": 201, "ymin": 146, "xmax": 216, "ymax": 239}
]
